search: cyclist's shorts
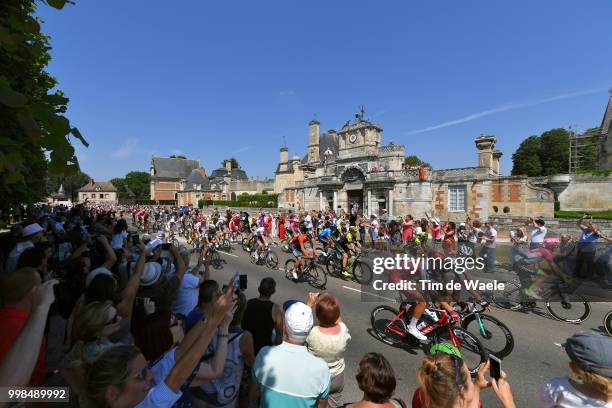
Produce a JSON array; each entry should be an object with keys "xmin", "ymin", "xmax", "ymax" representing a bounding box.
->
[
  {"xmin": 338, "ymin": 243, "xmax": 350, "ymax": 254},
  {"xmin": 319, "ymin": 237, "xmax": 329, "ymax": 245},
  {"xmin": 291, "ymin": 248, "xmax": 303, "ymax": 258},
  {"xmin": 256, "ymin": 235, "xmax": 265, "ymax": 243}
]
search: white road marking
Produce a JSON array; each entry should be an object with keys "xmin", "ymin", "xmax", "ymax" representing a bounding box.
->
[
  {"xmin": 219, "ymin": 251, "xmax": 239, "ymax": 258},
  {"xmin": 342, "ymin": 286, "xmax": 397, "ymax": 302}
]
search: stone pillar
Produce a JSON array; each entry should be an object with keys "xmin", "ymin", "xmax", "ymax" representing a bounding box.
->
[
  {"xmin": 388, "ymin": 189, "xmax": 394, "ymax": 217},
  {"xmin": 492, "ymin": 150, "xmax": 503, "ymax": 174},
  {"xmin": 319, "ymin": 191, "xmax": 324, "ymax": 211},
  {"xmin": 333, "ymin": 191, "xmax": 338, "ymax": 213},
  {"xmin": 474, "ymin": 135, "xmax": 496, "ymax": 171}
]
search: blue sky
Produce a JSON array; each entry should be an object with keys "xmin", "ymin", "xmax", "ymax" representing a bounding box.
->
[{"xmin": 37, "ymin": 0, "xmax": 612, "ymax": 180}]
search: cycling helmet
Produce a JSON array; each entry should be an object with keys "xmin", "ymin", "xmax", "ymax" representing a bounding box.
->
[
  {"xmin": 299, "ymin": 224, "xmax": 309, "ymax": 234},
  {"xmin": 349, "ymin": 225, "xmax": 358, "ymax": 233},
  {"xmin": 429, "ymin": 342, "xmax": 462, "ymax": 358}
]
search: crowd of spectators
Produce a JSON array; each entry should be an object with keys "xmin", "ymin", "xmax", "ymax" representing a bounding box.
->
[{"xmin": 0, "ymin": 204, "xmax": 611, "ymax": 408}]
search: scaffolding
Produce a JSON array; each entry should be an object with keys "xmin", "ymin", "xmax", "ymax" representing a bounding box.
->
[{"xmin": 568, "ymin": 125, "xmax": 602, "ymax": 173}]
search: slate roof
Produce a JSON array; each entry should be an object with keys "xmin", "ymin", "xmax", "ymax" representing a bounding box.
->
[
  {"xmin": 301, "ymin": 131, "xmax": 340, "ymax": 164},
  {"xmin": 209, "ymin": 167, "xmax": 249, "ymax": 180},
  {"xmin": 184, "ymin": 169, "xmax": 211, "ymax": 190},
  {"xmin": 151, "ymin": 157, "xmax": 200, "ymax": 179},
  {"xmin": 77, "ymin": 181, "xmax": 117, "ymax": 192}
]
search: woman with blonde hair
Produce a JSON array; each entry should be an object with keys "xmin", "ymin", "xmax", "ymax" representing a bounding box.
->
[
  {"xmin": 539, "ymin": 331, "xmax": 612, "ymax": 407},
  {"xmin": 413, "ymin": 344, "xmax": 516, "ymax": 408},
  {"xmin": 61, "ymin": 301, "xmax": 124, "ymax": 406}
]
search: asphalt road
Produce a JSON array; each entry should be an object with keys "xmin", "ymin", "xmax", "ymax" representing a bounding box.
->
[{"xmin": 203, "ymin": 241, "xmax": 611, "ymax": 408}]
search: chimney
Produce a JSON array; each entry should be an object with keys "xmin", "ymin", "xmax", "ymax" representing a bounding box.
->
[
  {"xmin": 278, "ymin": 147, "xmax": 289, "ymax": 172},
  {"xmin": 308, "ymin": 119, "xmax": 320, "ymax": 164},
  {"xmin": 89, "ymin": 178, "xmax": 95, "ymax": 187},
  {"xmin": 474, "ymin": 135, "xmax": 496, "ymax": 171},
  {"xmin": 492, "ymin": 150, "xmax": 503, "ymax": 174},
  {"xmin": 225, "ymin": 160, "xmax": 232, "ymax": 171}
]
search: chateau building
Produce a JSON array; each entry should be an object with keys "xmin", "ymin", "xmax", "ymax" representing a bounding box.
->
[
  {"xmin": 597, "ymin": 89, "xmax": 612, "ymax": 170},
  {"xmin": 150, "ymin": 156, "xmax": 200, "ymax": 201},
  {"xmin": 77, "ymin": 179, "xmax": 118, "ymax": 204},
  {"xmin": 275, "ymin": 108, "xmax": 555, "ymax": 221},
  {"xmin": 177, "ymin": 160, "xmax": 274, "ymax": 206}
]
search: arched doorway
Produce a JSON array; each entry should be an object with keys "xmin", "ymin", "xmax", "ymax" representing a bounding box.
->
[{"xmin": 341, "ymin": 167, "xmax": 366, "ymax": 213}]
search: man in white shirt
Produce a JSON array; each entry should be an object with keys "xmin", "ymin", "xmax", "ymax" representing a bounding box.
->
[
  {"xmin": 479, "ymin": 220, "xmax": 497, "ymax": 273},
  {"xmin": 528, "ymin": 218, "xmax": 547, "ymax": 249}
]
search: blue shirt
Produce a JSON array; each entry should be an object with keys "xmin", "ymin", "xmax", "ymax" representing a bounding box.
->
[
  {"xmin": 578, "ymin": 228, "xmax": 599, "ymax": 253},
  {"xmin": 253, "ymin": 342, "xmax": 330, "ymax": 408}
]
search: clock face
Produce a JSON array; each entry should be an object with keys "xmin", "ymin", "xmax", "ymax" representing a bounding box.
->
[{"xmin": 349, "ymin": 133, "xmax": 357, "ymax": 144}]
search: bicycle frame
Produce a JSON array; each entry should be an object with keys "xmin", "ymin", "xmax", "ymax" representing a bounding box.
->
[{"xmin": 384, "ymin": 306, "xmax": 460, "ymax": 348}]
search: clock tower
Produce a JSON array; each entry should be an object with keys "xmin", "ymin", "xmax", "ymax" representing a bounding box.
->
[{"xmin": 337, "ymin": 106, "xmax": 382, "ymax": 160}]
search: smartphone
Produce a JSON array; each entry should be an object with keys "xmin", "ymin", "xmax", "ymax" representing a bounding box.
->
[
  {"xmin": 233, "ymin": 272, "xmax": 247, "ymax": 290},
  {"xmin": 489, "ymin": 355, "xmax": 501, "ymax": 381},
  {"xmin": 161, "ymin": 243, "xmax": 171, "ymax": 250},
  {"xmin": 160, "ymin": 250, "xmax": 171, "ymax": 258}
]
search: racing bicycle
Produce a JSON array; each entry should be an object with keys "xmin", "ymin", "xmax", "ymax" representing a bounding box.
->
[
  {"xmin": 371, "ymin": 302, "xmax": 487, "ymax": 375},
  {"xmin": 284, "ymin": 257, "xmax": 327, "ymax": 290}
]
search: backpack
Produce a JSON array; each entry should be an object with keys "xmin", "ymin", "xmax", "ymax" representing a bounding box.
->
[{"xmin": 193, "ymin": 330, "xmax": 244, "ymax": 406}]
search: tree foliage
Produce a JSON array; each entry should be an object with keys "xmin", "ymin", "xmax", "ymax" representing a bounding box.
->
[
  {"xmin": 110, "ymin": 171, "xmax": 150, "ymax": 199},
  {"xmin": 169, "ymin": 154, "xmax": 186, "ymax": 159},
  {"xmin": 0, "ymin": 0, "xmax": 87, "ymax": 211},
  {"xmin": 221, "ymin": 157, "xmax": 239, "ymax": 169},
  {"xmin": 404, "ymin": 155, "xmax": 430, "ymax": 167},
  {"xmin": 46, "ymin": 170, "xmax": 90, "ymax": 201},
  {"xmin": 511, "ymin": 127, "xmax": 599, "ymax": 176}
]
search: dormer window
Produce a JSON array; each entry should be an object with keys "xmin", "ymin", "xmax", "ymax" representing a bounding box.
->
[{"xmin": 95, "ymin": 186, "xmax": 101, "ymax": 192}]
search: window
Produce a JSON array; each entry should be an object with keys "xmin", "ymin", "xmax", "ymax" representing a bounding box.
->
[
  {"xmin": 91, "ymin": 193, "xmax": 96, "ymax": 199},
  {"xmin": 448, "ymin": 185, "xmax": 466, "ymax": 212}
]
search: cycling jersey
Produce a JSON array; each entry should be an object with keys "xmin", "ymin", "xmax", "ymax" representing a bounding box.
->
[
  {"xmin": 254, "ymin": 226, "xmax": 266, "ymax": 237},
  {"xmin": 318, "ymin": 228, "xmax": 332, "ymax": 243}
]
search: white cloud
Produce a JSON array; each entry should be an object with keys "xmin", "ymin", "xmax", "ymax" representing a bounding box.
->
[
  {"xmin": 406, "ymin": 88, "xmax": 605, "ymax": 135},
  {"xmin": 111, "ymin": 138, "xmax": 139, "ymax": 158},
  {"xmin": 231, "ymin": 146, "xmax": 251, "ymax": 154}
]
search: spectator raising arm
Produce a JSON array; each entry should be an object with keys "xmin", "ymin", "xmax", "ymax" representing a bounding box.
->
[
  {"xmin": 115, "ymin": 241, "xmax": 146, "ymax": 319},
  {"xmin": 165, "ymin": 280, "xmax": 236, "ymax": 393},
  {"xmin": 97, "ymin": 235, "xmax": 117, "ymax": 271},
  {"xmin": 0, "ymin": 279, "xmax": 57, "ymax": 389}
]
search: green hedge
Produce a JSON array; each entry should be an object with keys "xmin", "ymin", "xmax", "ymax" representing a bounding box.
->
[
  {"xmin": 134, "ymin": 199, "xmax": 177, "ymax": 205},
  {"xmin": 555, "ymin": 210, "xmax": 612, "ymax": 220},
  {"xmin": 236, "ymin": 193, "xmax": 279, "ymax": 202},
  {"xmin": 198, "ymin": 199, "xmax": 277, "ymax": 209}
]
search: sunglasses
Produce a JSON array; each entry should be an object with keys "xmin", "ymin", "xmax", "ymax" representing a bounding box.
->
[{"xmin": 133, "ymin": 367, "xmax": 148, "ymax": 382}]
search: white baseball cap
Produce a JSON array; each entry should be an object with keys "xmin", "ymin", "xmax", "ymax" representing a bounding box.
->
[
  {"xmin": 22, "ymin": 223, "xmax": 43, "ymax": 238},
  {"xmin": 145, "ymin": 239, "xmax": 162, "ymax": 254},
  {"xmin": 140, "ymin": 262, "xmax": 162, "ymax": 286},
  {"xmin": 284, "ymin": 302, "xmax": 313, "ymax": 341},
  {"xmin": 86, "ymin": 267, "xmax": 114, "ymax": 288}
]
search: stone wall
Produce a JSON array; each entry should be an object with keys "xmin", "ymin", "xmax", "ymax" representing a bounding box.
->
[
  {"xmin": 557, "ymin": 173, "xmax": 612, "ymax": 211},
  {"xmin": 489, "ymin": 215, "xmax": 612, "ymax": 239}
]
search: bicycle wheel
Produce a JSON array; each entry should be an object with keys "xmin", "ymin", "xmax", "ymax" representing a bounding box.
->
[
  {"xmin": 353, "ymin": 260, "xmax": 373, "ymax": 284},
  {"xmin": 325, "ymin": 254, "xmax": 342, "ymax": 277},
  {"xmin": 241, "ymin": 238, "xmax": 251, "ymax": 252},
  {"xmin": 284, "ymin": 259, "xmax": 297, "ymax": 281},
  {"xmin": 462, "ymin": 314, "xmax": 514, "ymax": 358},
  {"xmin": 493, "ymin": 280, "xmax": 524, "ymax": 311},
  {"xmin": 545, "ymin": 292, "xmax": 591, "ymax": 323},
  {"xmin": 211, "ymin": 251, "xmax": 222, "ymax": 269},
  {"xmin": 266, "ymin": 250, "xmax": 279, "ymax": 269},
  {"xmin": 370, "ymin": 305, "xmax": 408, "ymax": 346},
  {"xmin": 306, "ymin": 264, "xmax": 327, "ymax": 290},
  {"xmin": 280, "ymin": 240, "xmax": 291, "ymax": 253},
  {"xmin": 604, "ymin": 311, "xmax": 612, "ymax": 336},
  {"xmin": 435, "ymin": 327, "xmax": 488, "ymax": 375}
]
